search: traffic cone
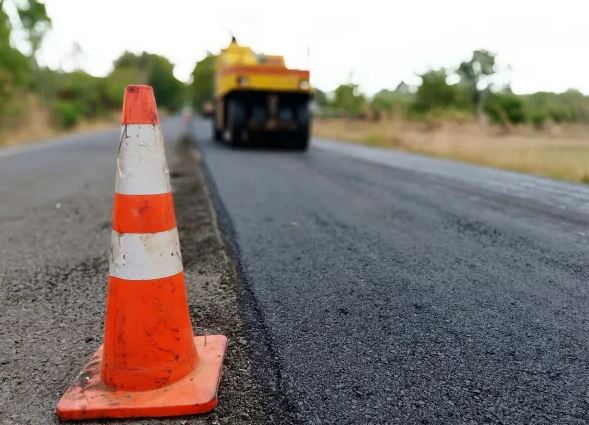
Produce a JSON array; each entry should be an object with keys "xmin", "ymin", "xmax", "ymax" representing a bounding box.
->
[{"xmin": 56, "ymin": 85, "xmax": 227, "ymax": 420}]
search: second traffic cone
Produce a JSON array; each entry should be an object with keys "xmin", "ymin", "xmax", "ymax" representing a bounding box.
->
[{"xmin": 56, "ymin": 85, "xmax": 227, "ymax": 420}]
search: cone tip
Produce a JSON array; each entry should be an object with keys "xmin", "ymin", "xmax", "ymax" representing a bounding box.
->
[{"xmin": 121, "ymin": 85, "xmax": 160, "ymax": 125}]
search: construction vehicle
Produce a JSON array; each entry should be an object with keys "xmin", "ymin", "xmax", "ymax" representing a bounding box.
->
[{"xmin": 213, "ymin": 38, "xmax": 312, "ymax": 150}]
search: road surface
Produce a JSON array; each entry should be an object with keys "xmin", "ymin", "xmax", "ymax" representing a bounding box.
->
[
  {"xmin": 1, "ymin": 116, "xmax": 588, "ymax": 424},
  {"xmin": 0, "ymin": 118, "xmax": 270, "ymax": 425},
  {"xmin": 193, "ymin": 117, "xmax": 589, "ymax": 424}
]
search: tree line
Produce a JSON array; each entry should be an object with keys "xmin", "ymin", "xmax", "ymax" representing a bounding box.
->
[
  {"xmin": 2, "ymin": 0, "xmax": 589, "ymax": 141},
  {"xmin": 1, "ymin": 0, "xmax": 188, "ymax": 136},
  {"xmin": 315, "ymin": 50, "xmax": 589, "ymax": 128}
]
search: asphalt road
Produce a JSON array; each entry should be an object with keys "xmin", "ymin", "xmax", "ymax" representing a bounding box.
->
[
  {"xmin": 0, "ymin": 117, "xmax": 271, "ymax": 425},
  {"xmin": 2, "ymin": 117, "xmax": 588, "ymax": 424},
  {"xmin": 193, "ymin": 117, "xmax": 589, "ymax": 424}
]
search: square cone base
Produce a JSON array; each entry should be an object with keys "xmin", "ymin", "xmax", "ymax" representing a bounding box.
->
[{"xmin": 56, "ymin": 335, "xmax": 227, "ymax": 421}]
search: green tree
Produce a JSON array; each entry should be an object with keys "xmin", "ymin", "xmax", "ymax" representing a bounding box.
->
[
  {"xmin": 331, "ymin": 83, "xmax": 366, "ymax": 117},
  {"xmin": 0, "ymin": 0, "xmax": 50, "ymax": 127},
  {"xmin": 371, "ymin": 89, "xmax": 396, "ymax": 117},
  {"xmin": 550, "ymin": 89, "xmax": 589, "ymax": 122},
  {"xmin": 103, "ymin": 67, "xmax": 141, "ymax": 109},
  {"xmin": 0, "ymin": 8, "xmax": 29, "ymax": 84},
  {"xmin": 34, "ymin": 68, "xmax": 110, "ymax": 128},
  {"xmin": 522, "ymin": 89, "xmax": 589, "ymax": 125},
  {"xmin": 13, "ymin": 0, "xmax": 51, "ymax": 57},
  {"xmin": 413, "ymin": 69, "xmax": 459, "ymax": 113},
  {"xmin": 313, "ymin": 88, "xmax": 328, "ymax": 108},
  {"xmin": 190, "ymin": 53, "xmax": 215, "ymax": 110},
  {"xmin": 4, "ymin": 0, "xmax": 51, "ymax": 99},
  {"xmin": 457, "ymin": 50, "xmax": 496, "ymax": 120},
  {"xmin": 371, "ymin": 82, "xmax": 413, "ymax": 118},
  {"xmin": 484, "ymin": 91, "xmax": 526, "ymax": 126},
  {"xmin": 52, "ymin": 70, "xmax": 104, "ymax": 118},
  {"xmin": 112, "ymin": 51, "xmax": 185, "ymax": 111}
]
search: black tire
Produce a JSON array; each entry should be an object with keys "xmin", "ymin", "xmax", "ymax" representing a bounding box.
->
[
  {"xmin": 292, "ymin": 130, "xmax": 310, "ymax": 151},
  {"xmin": 226, "ymin": 98, "xmax": 246, "ymax": 146},
  {"xmin": 292, "ymin": 103, "xmax": 310, "ymax": 151}
]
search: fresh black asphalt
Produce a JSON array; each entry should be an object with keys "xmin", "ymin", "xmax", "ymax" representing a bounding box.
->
[
  {"xmin": 194, "ymin": 117, "xmax": 589, "ymax": 424},
  {"xmin": 1, "ymin": 116, "xmax": 588, "ymax": 424}
]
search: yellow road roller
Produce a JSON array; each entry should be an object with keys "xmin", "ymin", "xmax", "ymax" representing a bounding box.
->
[{"xmin": 213, "ymin": 38, "xmax": 312, "ymax": 150}]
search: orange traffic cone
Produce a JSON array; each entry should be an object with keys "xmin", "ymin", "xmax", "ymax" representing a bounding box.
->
[{"xmin": 56, "ymin": 85, "xmax": 227, "ymax": 420}]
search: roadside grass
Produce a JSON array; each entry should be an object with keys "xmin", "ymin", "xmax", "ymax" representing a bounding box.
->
[
  {"xmin": 0, "ymin": 96, "xmax": 119, "ymax": 147},
  {"xmin": 313, "ymin": 118, "xmax": 589, "ymax": 184}
]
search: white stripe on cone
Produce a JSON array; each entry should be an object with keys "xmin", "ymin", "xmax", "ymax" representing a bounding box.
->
[
  {"xmin": 109, "ymin": 229, "xmax": 183, "ymax": 280},
  {"xmin": 116, "ymin": 124, "xmax": 171, "ymax": 195}
]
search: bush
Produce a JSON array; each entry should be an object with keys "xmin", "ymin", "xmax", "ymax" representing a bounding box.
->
[
  {"xmin": 548, "ymin": 107, "xmax": 575, "ymax": 124},
  {"xmin": 190, "ymin": 54, "xmax": 216, "ymax": 110},
  {"xmin": 371, "ymin": 88, "xmax": 413, "ymax": 119},
  {"xmin": 113, "ymin": 52, "xmax": 185, "ymax": 112},
  {"xmin": 411, "ymin": 69, "xmax": 471, "ymax": 116},
  {"xmin": 484, "ymin": 92, "xmax": 526, "ymax": 126},
  {"xmin": 524, "ymin": 90, "xmax": 589, "ymax": 125},
  {"xmin": 331, "ymin": 83, "xmax": 366, "ymax": 117},
  {"xmin": 53, "ymin": 101, "xmax": 79, "ymax": 129},
  {"xmin": 51, "ymin": 71, "xmax": 104, "ymax": 119},
  {"xmin": 530, "ymin": 112, "xmax": 547, "ymax": 129},
  {"xmin": 102, "ymin": 67, "xmax": 141, "ymax": 109}
]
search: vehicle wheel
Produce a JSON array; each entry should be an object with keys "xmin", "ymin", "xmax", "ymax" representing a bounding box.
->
[
  {"xmin": 292, "ymin": 130, "xmax": 309, "ymax": 151},
  {"xmin": 227, "ymin": 98, "xmax": 246, "ymax": 146},
  {"xmin": 293, "ymin": 104, "xmax": 310, "ymax": 151}
]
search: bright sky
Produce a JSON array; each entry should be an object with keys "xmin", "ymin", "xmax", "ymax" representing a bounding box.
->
[{"xmin": 35, "ymin": 0, "xmax": 589, "ymax": 95}]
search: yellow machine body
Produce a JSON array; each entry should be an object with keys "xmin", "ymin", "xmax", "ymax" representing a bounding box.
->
[{"xmin": 213, "ymin": 39, "xmax": 312, "ymax": 150}]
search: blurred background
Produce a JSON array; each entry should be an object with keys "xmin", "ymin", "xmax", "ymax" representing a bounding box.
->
[{"xmin": 2, "ymin": 0, "xmax": 589, "ymax": 182}]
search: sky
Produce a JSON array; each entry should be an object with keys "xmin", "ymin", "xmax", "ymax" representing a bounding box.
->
[{"xmin": 31, "ymin": 0, "xmax": 589, "ymax": 95}]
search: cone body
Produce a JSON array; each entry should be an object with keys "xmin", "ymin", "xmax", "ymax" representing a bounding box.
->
[
  {"xmin": 56, "ymin": 85, "xmax": 226, "ymax": 420},
  {"xmin": 104, "ymin": 86, "xmax": 196, "ymax": 390}
]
